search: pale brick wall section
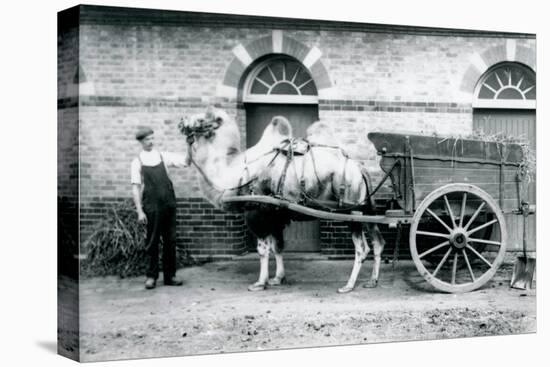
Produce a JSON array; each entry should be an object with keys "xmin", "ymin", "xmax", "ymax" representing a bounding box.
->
[
  {"xmin": 58, "ymin": 108, "xmax": 79, "ymax": 198},
  {"xmin": 57, "ymin": 27, "xmax": 79, "ymax": 99},
  {"xmin": 320, "ymin": 33, "xmax": 496, "ymax": 102},
  {"xmin": 79, "ymin": 24, "xmax": 270, "ymax": 100},
  {"xmin": 318, "ymin": 110, "xmax": 472, "ymax": 173},
  {"xmin": 58, "ymin": 24, "xmax": 80, "ymax": 200}
]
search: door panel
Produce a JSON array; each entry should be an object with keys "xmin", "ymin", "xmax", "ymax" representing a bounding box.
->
[
  {"xmin": 246, "ymin": 103, "xmax": 319, "ymax": 147},
  {"xmin": 246, "ymin": 103, "xmax": 320, "ymax": 252},
  {"xmin": 473, "ymin": 109, "xmax": 536, "ymax": 251}
]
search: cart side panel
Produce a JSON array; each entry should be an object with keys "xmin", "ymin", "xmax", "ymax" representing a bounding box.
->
[
  {"xmin": 371, "ymin": 132, "xmax": 524, "ymax": 213},
  {"xmin": 380, "ymin": 157, "xmax": 520, "ymax": 212},
  {"xmin": 368, "ymin": 132, "xmax": 524, "ymax": 163},
  {"xmin": 413, "ymin": 162, "xmax": 521, "ymax": 211}
]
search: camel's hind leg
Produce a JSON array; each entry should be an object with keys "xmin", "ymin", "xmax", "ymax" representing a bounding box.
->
[
  {"xmin": 248, "ymin": 236, "xmax": 271, "ymax": 291},
  {"xmin": 338, "ymin": 226, "xmax": 370, "ymax": 293},
  {"xmin": 363, "ymin": 223, "xmax": 385, "ymax": 288}
]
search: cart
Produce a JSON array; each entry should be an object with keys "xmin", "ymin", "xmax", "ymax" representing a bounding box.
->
[{"xmin": 222, "ymin": 132, "xmax": 530, "ymax": 293}]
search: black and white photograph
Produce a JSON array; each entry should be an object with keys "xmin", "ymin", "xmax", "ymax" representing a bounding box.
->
[
  {"xmin": 56, "ymin": 1, "xmax": 540, "ymax": 363},
  {"xmin": 3, "ymin": 1, "xmax": 547, "ymax": 366}
]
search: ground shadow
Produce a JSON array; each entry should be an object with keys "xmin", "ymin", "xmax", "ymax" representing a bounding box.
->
[
  {"xmin": 400, "ymin": 266, "xmax": 440, "ymax": 294},
  {"xmin": 36, "ymin": 340, "xmax": 57, "ymax": 354}
]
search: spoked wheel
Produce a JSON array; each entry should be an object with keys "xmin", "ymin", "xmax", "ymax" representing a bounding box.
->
[
  {"xmin": 410, "ymin": 183, "xmax": 507, "ymax": 293},
  {"xmin": 416, "ymin": 212, "xmax": 494, "ymax": 267}
]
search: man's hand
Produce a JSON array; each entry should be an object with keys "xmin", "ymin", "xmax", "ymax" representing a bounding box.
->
[
  {"xmin": 132, "ymin": 184, "xmax": 147, "ymax": 224},
  {"xmin": 137, "ymin": 211, "xmax": 147, "ymax": 224}
]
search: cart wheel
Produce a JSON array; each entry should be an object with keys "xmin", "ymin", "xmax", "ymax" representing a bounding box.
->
[
  {"xmin": 416, "ymin": 212, "xmax": 493, "ymax": 267},
  {"xmin": 410, "ymin": 183, "xmax": 507, "ymax": 293}
]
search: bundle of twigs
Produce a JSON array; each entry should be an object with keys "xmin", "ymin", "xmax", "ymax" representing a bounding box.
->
[
  {"xmin": 81, "ymin": 200, "xmax": 197, "ymax": 278},
  {"xmin": 434, "ymin": 129, "xmax": 535, "ymax": 182},
  {"xmin": 470, "ymin": 129, "xmax": 536, "ymax": 183}
]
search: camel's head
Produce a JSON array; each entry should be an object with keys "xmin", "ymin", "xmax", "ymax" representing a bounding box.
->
[
  {"xmin": 179, "ymin": 106, "xmax": 225, "ymax": 143},
  {"xmin": 178, "ymin": 106, "xmax": 241, "ymax": 162}
]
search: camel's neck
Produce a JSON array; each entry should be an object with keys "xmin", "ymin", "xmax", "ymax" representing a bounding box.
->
[
  {"xmin": 192, "ymin": 145, "xmax": 247, "ymax": 208},
  {"xmin": 190, "ymin": 121, "xmax": 289, "ymax": 208},
  {"xmin": 192, "ymin": 143, "xmax": 278, "ymax": 209}
]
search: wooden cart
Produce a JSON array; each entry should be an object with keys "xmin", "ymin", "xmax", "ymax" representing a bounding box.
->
[{"xmin": 223, "ymin": 132, "xmax": 530, "ymax": 293}]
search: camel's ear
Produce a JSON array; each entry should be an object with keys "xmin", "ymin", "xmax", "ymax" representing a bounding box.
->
[
  {"xmin": 204, "ymin": 105, "xmax": 216, "ymax": 121},
  {"xmin": 271, "ymin": 115, "xmax": 292, "ymax": 137},
  {"xmin": 178, "ymin": 116, "xmax": 189, "ymax": 134}
]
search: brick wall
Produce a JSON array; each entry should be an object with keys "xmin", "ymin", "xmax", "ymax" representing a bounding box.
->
[
  {"xmin": 320, "ymin": 221, "xmax": 405, "ymax": 259},
  {"xmin": 58, "ymin": 5, "xmax": 536, "ymax": 258},
  {"xmin": 176, "ymin": 199, "xmax": 246, "ymax": 259}
]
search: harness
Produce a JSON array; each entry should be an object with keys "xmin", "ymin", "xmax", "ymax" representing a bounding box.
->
[{"xmin": 179, "ymin": 116, "xmax": 383, "ymax": 213}]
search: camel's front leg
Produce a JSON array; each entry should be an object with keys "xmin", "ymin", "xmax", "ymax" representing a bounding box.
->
[
  {"xmin": 363, "ymin": 224, "xmax": 385, "ymax": 288},
  {"xmin": 268, "ymin": 236, "xmax": 286, "ymax": 285},
  {"xmin": 338, "ymin": 230, "xmax": 369, "ymax": 293},
  {"xmin": 248, "ymin": 237, "xmax": 270, "ymax": 291}
]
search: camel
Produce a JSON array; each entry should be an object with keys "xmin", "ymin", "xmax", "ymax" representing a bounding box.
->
[{"xmin": 178, "ymin": 106, "xmax": 385, "ymax": 293}]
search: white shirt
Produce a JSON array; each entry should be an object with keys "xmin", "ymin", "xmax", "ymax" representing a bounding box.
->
[{"xmin": 131, "ymin": 150, "xmax": 187, "ymax": 185}]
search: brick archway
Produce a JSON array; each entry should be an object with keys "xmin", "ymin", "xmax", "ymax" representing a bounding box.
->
[
  {"xmin": 216, "ymin": 31, "xmax": 332, "ymax": 99},
  {"xmin": 459, "ymin": 40, "xmax": 536, "ymax": 96}
]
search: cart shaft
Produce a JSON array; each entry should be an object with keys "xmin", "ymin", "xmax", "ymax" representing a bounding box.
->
[{"xmin": 222, "ymin": 195, "xmax": 412, "ymax": 225}]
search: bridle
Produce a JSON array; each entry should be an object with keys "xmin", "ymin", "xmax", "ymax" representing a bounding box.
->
[
  {"xmin": 178, "ymin": 116, "xmax": 258, "ymax": 193},
  {"xmin": 179, "ymin": 116, "xmax": 222, "ymax": 143}
]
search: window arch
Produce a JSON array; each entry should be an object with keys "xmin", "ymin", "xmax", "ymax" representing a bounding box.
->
[
  {"xmin": 473, "ymin": 62, "xmax": 536, "ymax": 109},
  {"xmin": 243, "ymin": 56, "xmax": 318, "ymax": 104}
]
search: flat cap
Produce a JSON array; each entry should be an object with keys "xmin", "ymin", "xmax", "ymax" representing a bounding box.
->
[{"xmin": 135, "ymin": 127, "xmax": 154, "ymax": 141}]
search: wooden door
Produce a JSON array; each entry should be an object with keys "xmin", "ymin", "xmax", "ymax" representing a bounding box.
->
[
  {"xmin": 246, "ymin": 103, "xmax": 320, "ymax": 252},
  {"xmin": 473, "ymin": 109, "xmax": 536, "ymax": 251}
]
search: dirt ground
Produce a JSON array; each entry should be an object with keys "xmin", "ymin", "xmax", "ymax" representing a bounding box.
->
[{"xmin": 74, "ymin": 257, "xmax": 536, "ymax": 362}]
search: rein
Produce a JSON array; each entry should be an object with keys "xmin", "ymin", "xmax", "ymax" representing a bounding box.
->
[{"xmin": 185, "ymin": 141, "xmax": 260, "ymax": 193}]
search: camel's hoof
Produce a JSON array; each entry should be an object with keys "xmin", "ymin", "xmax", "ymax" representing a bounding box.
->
[
  {"xmin": 362, "ymin": 280, "xmax": 379, "ymax": 288},
  {"xmin": 248, "ymin": 282, "xmax": 267, "ymax": 292},
  {"xmin": 268, "ymin": 276, "xmax": 286, "ymax": 286},
  {"xmin": 337, "ymin": 286, "xmax": 354, "ymax": 294}
]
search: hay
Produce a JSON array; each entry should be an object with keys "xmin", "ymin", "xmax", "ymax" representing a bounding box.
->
[
  {"xmin": 473, "ymin": 129, "xmax": 535, "ymax": 184},
  {"xmin": 433, "ymin": 129, "xmax": 536, "ymax": 182},
  {"xmin": 81, "ymin": 200, "xmax": 198, "ymax": 278}
]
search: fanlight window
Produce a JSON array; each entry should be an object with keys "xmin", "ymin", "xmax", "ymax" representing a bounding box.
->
[
  {"xmin": 474, "ymin": 63, "xmax": 536, "ymax": 109},
  {"xmin": 244, "ymin": 58, "xmax": 318, "ymax": 104}
]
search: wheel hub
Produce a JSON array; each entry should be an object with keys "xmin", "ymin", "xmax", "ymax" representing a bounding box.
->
[{"xmin": 450, "ymin": 229, "xmax": 468, "ymax": 249}]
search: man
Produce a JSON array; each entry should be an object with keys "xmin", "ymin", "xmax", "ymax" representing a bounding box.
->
[{"xmin": 131, "ymin": 127, "xmax": 187, "ymax": 289}]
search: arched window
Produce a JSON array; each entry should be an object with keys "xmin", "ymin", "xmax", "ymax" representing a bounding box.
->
[
  {"xmin": 473, "ymin": 62, "xmax": 536, "ymax": 109},
  {"xmin": 243, "ymin": 56, "xmax": 318, "ymax": 104}
]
